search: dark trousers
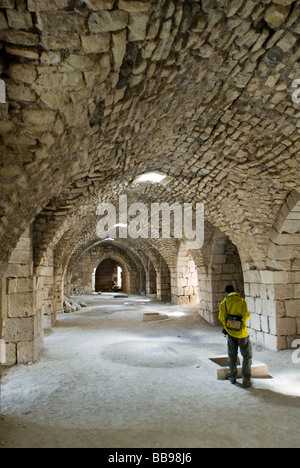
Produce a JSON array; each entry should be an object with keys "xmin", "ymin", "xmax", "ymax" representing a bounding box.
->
[{"xmin": 227, "ymin": 335, "xmax": 252, "ymax": 382}]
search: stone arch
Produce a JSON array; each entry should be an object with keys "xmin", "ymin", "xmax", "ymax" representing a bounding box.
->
[
  {"xmin": 68, "ymin": 243, "xmax": 143, "ymax": 296},
  {"xmin": 199, "ymin": 229, "xmax": 244, "ymax": 326},
  {"xmin": 265, "ymin": 190, "xmax": 300, "ymax": 349},
  {"xmin": 95, "ymin": 259, "xmax": 128, "ymax": 294}
]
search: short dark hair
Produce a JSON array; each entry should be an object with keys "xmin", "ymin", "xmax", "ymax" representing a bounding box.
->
[{"xmin": 225, "ymin": 285, "xmax": 235, "ymax": 294}]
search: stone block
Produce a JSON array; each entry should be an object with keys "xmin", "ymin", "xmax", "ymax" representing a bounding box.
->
[
  {"xmin": 285, "ymin": 300, "xmax": 300, "ymax": 317},
  {"xmin": 81, "ymin": 33, "xmax": 111, "ymax": 54},
  {"xmin": 67, "ymin": 54, "xmax": 95, "ymax": 70},
  {"xmin": 23, "ymin": 109, "xmax": 56, "ymax": 125},
  {"xmin": 85, "ymin": 0, "xmax": 114, "ymax": 9},
  {"xmin": 268, "ymin": 316, "xmax": 277, "ymax": 335},
  {"xmin": 9, "ymin": 247, "xmax": 32, "ymax": 265},
  {"xmin": 88, "ymin": 10, "xmax": 128, "ymax": 33},
  {"xmin": 119, "ymin": 0, "xmax": 149, "ymax": 12},
  {"xmin": 40, "ymin": 32, "xmax": 81, "ymax": 51},
  {"xmin": 7, "ymin": 278, "xmax": 34, "ymax": 295},
  {"xmin": 5, "ymin": 264, "xmax": 33, "ymax": 278},
  {"xmin": 250, "ymin": 313, "xmax": 261, "ymax": 331},
  {"xmin": 260, "ymin": 299, "xmax": 276, "ymax": 317},
  {"xmin": 37, "ymin": 11, "xmax": 86, "ymax": 33},
  {"xmin": 3, "ymin": 342, "xmax": 16, "ymax": 366},
  {"xmin": 3, "ymin": 317, "xmax": 35, "ymax": 343},
  {"xmin": 203, "ymin": 356, "xmax": 269, "ymax": 380},
  {"xmin": 6, "ymin": 10, "xmax": 33, "ymax": 30},
  {"xmin": 128, "ymin": 11, "xmax": 149, "ymax": 41},
  {"xmin": 28, "ymin": 0, "xmax": 69, "ymax": 11},
  {"xmin": 5, "ymin": 45, "xmax": 39, "ymax": 60},
  {"xmin": 265, "ymin": 4, "xmax": 291, "ymax": 28},
  {"xmin": 0, "ymin": 0, "xmax": 15, "ymax": 8},
  {"xmin": 112, "ymin": 30, "xmax": 127, "ymax": 71},
  {"xmin": 0, "ymin": 30, "xmax": 39, "ymax": 46},
  {"xmin": 273, "ymin": 271, "xmax": 293, "ymax": 284},
  {"xmin": 274, "ymin": 283, "xmax": 294, "ymax": 300},
  {"xmin": 17, "ymin": 341, "xmax": 35, "ymax": 364},
  {"xmin": 277, "ymin": 317, "xmax": 296, "ymax": 336},
  {"xmin": 261, "ymin": 315, "xmax": 270, "ymax": 334},
  {"xmin": 8, "ymin": 63, "xmax": 37, "ymax": 84},
  {"xmin": 264, "ymin": 334, "xmax": 278, "ymax": 351},
  {"xmin": 43, "ymin": 314, "xmax": 53, "ymax": 330},
  {"xmin": 294, "ymin": 284, "xmax": 300, "ymax": 298}
]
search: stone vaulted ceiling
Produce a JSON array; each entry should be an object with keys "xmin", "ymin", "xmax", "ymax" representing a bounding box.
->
[{"xmin": 1, "ymin": 0, "xmax": 300, "ymax": 269}]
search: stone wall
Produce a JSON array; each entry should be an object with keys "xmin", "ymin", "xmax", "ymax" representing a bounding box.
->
[
  {"xmin": 198, "ymin": 231, "xmax": 244, "ymax": 326},
  {"xmin": 1, "ymin": 228, "xmax": 43, "ymax": 365},
  {"xmin": 1, "ymin": 0, "xmax": 300, "ymax": 372},
  {"xmin": 173, "ymin": 243, "xmax": 199, "ymax": 305},
  {"xmin": 246, "ymin": 191, "xmax": 300, "ymax": 351},
  {"xmin": 68, "ymin": 242, "xmax": 142, "ymax": 296}
]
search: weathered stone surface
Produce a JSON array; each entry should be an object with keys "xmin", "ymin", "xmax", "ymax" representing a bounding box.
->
[
  {"xmin": 0, "ymin": 30, "xmax": 39, "ymax": 45},
  {"xmin": 3, "ymin": 317, "xmax": 35, "ymax": 343},
  {"xmin": 5, "ymin": 45, "xmax": 39, "ymax": 59},
  {"xmin": 40, "ymin": 32, "xmax": 81, "ymax": 50},
  {"xmin": 67, "ymin": 54, "xmax": 95, "ymax": 70},
  {"xmin": 28, "ymin": 0, "xmax": 69, "ymax": 11},
  {"xmin": 6, "ymin": 10, "xmax": 33, "ymax": 29},
  {"xmin": 84, "ymin": 0, "xmax": 114, "ymax": 10},
  {"xmin": 0, "ymin": 0, "xmax": 15, "ymax": 8},
  {"xmin": 88, "ymin": 10, "xmax": 128, "ymax": 33},
  {"xmin": 37, "ymin": 11, "xmax": 87, "ymax": 33},
  {"xmin": 23, "ymin": 108, "xmax": 56, "ymax": 125},
  {"xmin": 1, "ymin": 0, "xmax": 300, "ymax": 370},
  {"xmin": 112, "ymin": 30, "xmax": 127, "ymax": 70},
  {"xmin": 40, "ymin": 51, "xmax": 61, "ymax": 65},
  {"xmin": 264, "ymin": 4, "xmax": 291, "ymax": 28},
  {"xmin": 8, "ymin": 63, "xmax": 37, "ymax": 84},
  {"xmin": 81, "ymin": 34, "xmax": 111, "ymax": 54},
  {"xmin": 128, "ymin": 11, "xmax": 149, "ymax": 41},
  {"xmin": 119, "ymin": 0, "xmax": 149, "ymax": 12},
  {"xmin": 0, "ymin": 11, "xmax": 8, "ymax": 29}
]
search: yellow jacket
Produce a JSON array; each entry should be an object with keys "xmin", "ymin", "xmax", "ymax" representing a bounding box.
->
[{"xmin": 219, "ymin": 293, "xmax": 250, "ymax": 339}]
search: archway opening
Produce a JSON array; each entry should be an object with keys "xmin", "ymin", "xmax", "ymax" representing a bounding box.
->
[{"xmin": 95, "ymin": 259, "xmax": 123, "ymax": 293}]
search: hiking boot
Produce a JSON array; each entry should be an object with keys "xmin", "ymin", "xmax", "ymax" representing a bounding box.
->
[
  {"xmin": 242, "ymin": 380, "xmax": 252, "ymax": 389},
  {"xmin": 230, "ymin": 378, "xmax": 237, "ymax": 385}
]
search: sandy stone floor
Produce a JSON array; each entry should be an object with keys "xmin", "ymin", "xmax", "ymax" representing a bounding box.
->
[{"xmin": 1, "ymin": 295, "xmax": 300, "ymax": 449}]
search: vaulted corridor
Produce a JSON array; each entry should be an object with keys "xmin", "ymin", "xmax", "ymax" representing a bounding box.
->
[
  {"xmin": 1, "ymin": 0, "xmax": 300, "ymax": 449},
  {"xmin": 1, "ymin": 295, "xmax": 299, "ymax": 448}
]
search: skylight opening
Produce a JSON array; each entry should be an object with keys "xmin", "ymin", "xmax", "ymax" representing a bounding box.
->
[{"xmin": 137, "ymin": 173, "xmax": 167, "ymax": 184}]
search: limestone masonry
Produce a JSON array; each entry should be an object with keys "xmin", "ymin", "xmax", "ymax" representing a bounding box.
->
[{"xmin": 0, "ymin": 0, "xmax": 300, "ymax": 368}]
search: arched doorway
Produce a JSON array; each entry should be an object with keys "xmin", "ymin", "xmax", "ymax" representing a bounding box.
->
[
  {"xmin": 95, "ymin": 259, "xmax": 124, "ymax": 293},
  {"xmin": 265, "ymin": 190, "xmax": 300, "ymax": 349},
  {"xmin": 199, "ymin": 230, "xmax": 244, "ymax": 326}
]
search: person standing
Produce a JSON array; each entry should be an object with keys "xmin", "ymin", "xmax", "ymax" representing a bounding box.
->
[{"xmin": 219, "ymin": 285, "xmax": 252, "ymax": 389}]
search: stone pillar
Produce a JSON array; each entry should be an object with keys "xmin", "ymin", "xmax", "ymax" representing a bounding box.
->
[
  {"xmin": 42, "ymin": 259, "xmax": 56, "ymax": 330},
  {"xmin": 54, "ymin": 271, "xmax": 64, "ymax": 316},
  {"xmin": 146, "ymin": 261, "xmax": 157, "ymax": 297},
  {"xmin": 2, "ymin": 228, "xmax": 43, "ymax": 365},
  {"xmin": 157, "ymin": 262, "xmax": 171, "ymax": 303},
  {"xmin": 176, "ymin": 245, "xmax": 199, "ymax": 305},
  {"xmin": 245, "ymin": 267, "xmax": 300, "ymax": 351}
]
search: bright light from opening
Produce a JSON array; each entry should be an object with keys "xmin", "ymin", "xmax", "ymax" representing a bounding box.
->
[
  {"xmin": 169, "ymin": 311, "xmax": 186, "ymax": 318},
  {"xmin": 137, "ymin": 173, "xmax": 167, "ymax": 184},
  {"xmin": 105, "ymin": 238, "xmax": 115, "ymax": 241}
]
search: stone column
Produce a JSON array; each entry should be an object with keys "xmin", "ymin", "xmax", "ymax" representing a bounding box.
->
[{"xmin": 2, "ymin": 228, "xmax": 43, "ymax": 365}]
